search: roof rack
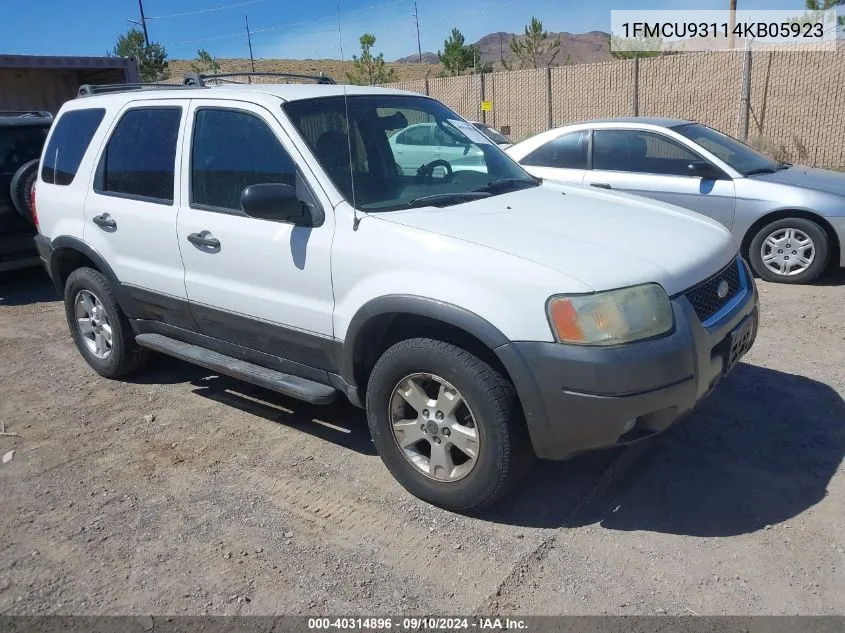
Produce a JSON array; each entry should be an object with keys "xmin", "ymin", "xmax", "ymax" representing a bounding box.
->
[
  {"xmin": 77, "ymin": 70, "xmax": 338, "ymax": 98},
  {"xmin": 0, "ymin": 110, "xmax": 53, "ymax": 119},
  {"xmin": 182, "ymin": 71, "xmax": 336, "ymax": 86},
  {"xmin": 77, "ymin": 83, "xmax": 194, "ymax": 97}
]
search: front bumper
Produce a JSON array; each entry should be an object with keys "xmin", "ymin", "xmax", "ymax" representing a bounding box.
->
[{"xmin": 496, "ymin": 258, "xmax": 759, "ymax": 460}]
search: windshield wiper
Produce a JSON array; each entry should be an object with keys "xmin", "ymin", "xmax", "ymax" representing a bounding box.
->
[
  {"xmin": 776, "ymin": 161, "xmax": 792, "ymax": 170},
  {"xmin": 473, "ymin": 177, "xmax": 540, "ymax": 193},
  {"xmin": 744, "ymin": 167, "xmax": 777, "ymax": 176},
  {"xmin": 406, "ymin": 192, "xmax": 491, "ymax": 208}
]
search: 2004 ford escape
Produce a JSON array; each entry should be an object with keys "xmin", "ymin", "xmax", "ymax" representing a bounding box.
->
[{"xmin": 32, "ymin": 74, "xmax": 758, "ymax": 510}]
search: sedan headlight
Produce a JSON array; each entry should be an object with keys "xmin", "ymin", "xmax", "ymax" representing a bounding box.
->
[{"xmin": 547, "ymin": 283, "xmax": 673, "ymax": 345}]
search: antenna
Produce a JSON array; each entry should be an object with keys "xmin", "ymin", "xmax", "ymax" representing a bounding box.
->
[
  {"xmin": 245, "ymin": 14, "xmax": 256, "ymax": 80},
  {"xmin": 336, "ymin": 0, "xmax": 360, "ymax": 231}
]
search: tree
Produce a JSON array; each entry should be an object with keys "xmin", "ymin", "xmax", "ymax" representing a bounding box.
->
[
  {"xmin": 438, "ymin": 28, "xmax": 476, "ymax": 76},
  {"xmin": 804, "ymin": 0, "xmax": 844, "ymax": 27},
  {"xmin": 509, "ymin": 17, "xmax": 561, "ymax": 69},
  {"xmin": 192, "ymin": 49, "xmax": 220, "ymax": 74},
  {"xmin": 113, "ymin": 28, "xmax": 169, "ymax": 83},
  {"xmin": 346, "ymin": 34, "xmax": 397, "ymax": 85},
  {"xmin": 609, "ymin": 34, "xmax": 665, "ymax": 59}
]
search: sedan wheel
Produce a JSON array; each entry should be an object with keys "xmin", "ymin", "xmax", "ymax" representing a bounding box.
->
[
  {"xmin": 389, "ymin": 373, "xmax": 480, "ymax": 482},
  {"xmin": 748, "ymin": 217, "xmax": 829, "ymax": 284},
  {"xmin": 760, "ymin": 227, "xmax": 814, "ymax": 277}
]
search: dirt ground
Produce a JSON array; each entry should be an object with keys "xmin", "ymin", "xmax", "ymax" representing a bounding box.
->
[{"xmin": 0, "ymin": 266, "xmax": 843, "ymax": 616}]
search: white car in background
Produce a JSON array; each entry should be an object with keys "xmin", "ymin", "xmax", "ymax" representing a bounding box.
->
[{"xmin": 388, "ymin": 122, "xmax": 487, "ymax": 175}]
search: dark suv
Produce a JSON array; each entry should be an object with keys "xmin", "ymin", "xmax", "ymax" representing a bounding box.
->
[{"xmin": 1, "ymin": 111, "xmax": 52, "ymax": 272}]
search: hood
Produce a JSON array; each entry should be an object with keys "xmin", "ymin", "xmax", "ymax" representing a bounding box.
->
[
  {"xmin": 748, "ymin": 165, "xmax": 845, "ymax": 197},
  {"xmin": 379, "ymin": 182, "xmax": 738, "ymax": 296}
]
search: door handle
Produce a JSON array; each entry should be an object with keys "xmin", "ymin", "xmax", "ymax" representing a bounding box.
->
[
  {"xmin": 187, "ymin": 230, "xmax": 220, "ymax": 249},
  {"xmin": 92, "ymin": 213, "xmax": 117, "ymax": 230},
  {"xmin": 590, "ymin": 183, "xmax": 612, "ymax": 189}
]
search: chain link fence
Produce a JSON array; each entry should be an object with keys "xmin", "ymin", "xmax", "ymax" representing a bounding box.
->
[{"xmin": 383, "ymin": 46, "xmax": 845, "ymax": 170}]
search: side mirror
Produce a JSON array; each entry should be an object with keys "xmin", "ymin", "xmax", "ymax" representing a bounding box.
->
[
  {"xmin": 687, "ymin": 160, "xmax": 723, "ymax": 180},
  {"xmin": 240, "ymin": 183, "xmax": 318, "ymax": 226}
]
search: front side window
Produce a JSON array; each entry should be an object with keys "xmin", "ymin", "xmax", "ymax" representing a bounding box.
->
[
  {"xmin": 40, "ymin": 109, "xmax": 105, "ymax": 185},
  {"xmin": 674, "ymin": 123, "xmax": 782, "ymax": 175},
  {"xmin": 97, "ymin": 107, "xmax": 181, "ymax": 203},
  {"xmin": 522, "ymin": 131, "xmax": 589, "ymax": 169},
  {"xmin": 191, "ymin": 108, "xmax": 297, "ymax": 211},
  {"xmin": 284, "ymin": 95, "xmax": 536, "ymax": 212},
  {"xmin": 593, "ymin": 129, "xmax": 701, "ymax": 176}
]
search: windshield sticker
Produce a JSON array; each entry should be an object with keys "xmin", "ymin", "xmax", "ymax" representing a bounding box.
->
[{"xmin": 447, "ymin": 119, "xmax": 493, "ymax": 145}]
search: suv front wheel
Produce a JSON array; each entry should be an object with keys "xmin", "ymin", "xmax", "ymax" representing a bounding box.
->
[
  {"xmin": 64, "ymin": 267, "xmax": 148, "ymax": 378},
  {"xmin": 366, "ymin": 338, "xmax": 532, "ymax": 511}
]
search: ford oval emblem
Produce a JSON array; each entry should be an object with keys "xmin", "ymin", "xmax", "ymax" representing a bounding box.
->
[{"xmin": 717, "ymin": 280, "xmax": 730, "ymax": 299}]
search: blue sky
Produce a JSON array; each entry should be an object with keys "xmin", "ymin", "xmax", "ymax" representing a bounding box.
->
[{"xmin": 1, "ymin": 0, "xmax": 807, "ymax": 61}]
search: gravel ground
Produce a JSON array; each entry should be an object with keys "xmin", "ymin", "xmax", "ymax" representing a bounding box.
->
[{"xmin": 0, "ymin": 267, "xmax": 843, "ymax": 616}]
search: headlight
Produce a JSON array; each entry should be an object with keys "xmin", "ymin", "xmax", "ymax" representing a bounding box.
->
[{"xmin": 547, "ymin": 283, "xmax": 673, "ymax": 345}]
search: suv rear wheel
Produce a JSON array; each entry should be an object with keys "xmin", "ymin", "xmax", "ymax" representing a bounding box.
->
[
  {"xmin": 366, "ymin": 338, "xmax": 532, "ymax": 511},
  {"xmin": 64, "ymin": 267, "xmax": 148, "ymax": 378}
]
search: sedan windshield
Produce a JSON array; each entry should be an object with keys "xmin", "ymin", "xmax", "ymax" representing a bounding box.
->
[
  {"xmin": 472, "ymin": 122, "xmax": 511, "ymax": 145},
  {"xmin": 283, "ymin": 95, "xmax": 536, "ymax": 212},
  {"xmin": 674, "ymin": 123, "xmax": 783, "ymax": 176}
]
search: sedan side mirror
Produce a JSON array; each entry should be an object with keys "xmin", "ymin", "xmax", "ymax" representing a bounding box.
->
[
  {"xmin": 240, "ymin": 183, "xmax": 321, "ymax": 226},
  {"xmin": 687, "ymin": 160, "xmax": 723, "ymax": 180}
]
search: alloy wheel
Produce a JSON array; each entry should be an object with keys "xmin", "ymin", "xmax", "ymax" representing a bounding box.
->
[
  {"xmin": 389, "ymin": 373, "xmax": 480, "ymax": 482},
  {"xmin": 74, "ymin": 289, "xmax": 113, "ymax": 359}
]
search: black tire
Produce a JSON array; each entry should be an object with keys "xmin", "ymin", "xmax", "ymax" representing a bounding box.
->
[
  {"xmin": 748, "ymin": 217, "xmax": 829, "ymax": 284},
  {"xmin": 365, "ymin": 338, "xmax": 533, "ymax": 511},
  {"xmin": 9, "ymin": 159, "xmax": 39, "ymax": 225},
  {"xmin": 64, "ymin": 267, "xmax": 149, "ymax": 378}
]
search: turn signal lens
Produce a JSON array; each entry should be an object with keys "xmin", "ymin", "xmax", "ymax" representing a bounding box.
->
[{"xmin": 547, "ymin": 284, "xmax": 673, "ymax": 345}]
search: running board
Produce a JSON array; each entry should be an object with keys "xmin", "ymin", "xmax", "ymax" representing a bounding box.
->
[{"xmin": 135, "ymin": 333, "xmax": 337, "ymax": 405}]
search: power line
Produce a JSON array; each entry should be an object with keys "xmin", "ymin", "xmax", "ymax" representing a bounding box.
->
[
  {"xmin": 162, "ymin": 0, "xmax": 406, "ymax": 47},
  {"xmin": 147, "ymin": 0, "xmax": 265, "ymax": 20}
]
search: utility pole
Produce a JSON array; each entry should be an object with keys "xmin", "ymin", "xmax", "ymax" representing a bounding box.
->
[
  {"xmin": 413, "ymin": 1, "xmax": 422, "ymax": 62},
  {"xmin": 728, "ymin": 0, "xmax": 737, "ymax": 49},
  {"xmin": 137, "ymin": 0, "xmax": 150, "ymax": 46},
  {"xmin": 245, "ymin": 14, "xmax": 256, "ymax": 79}
]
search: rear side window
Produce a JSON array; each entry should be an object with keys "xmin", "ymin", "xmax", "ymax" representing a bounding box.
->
[
  {"xmin": 96, "ymin": 107, "xmax": 181, "ymax": 204},
  {"xmin": 522, "ymin": 131, "xmax": 588, "ymax": 169},
  {"xmin": 41, "ymin": 109, "xmax": 105, "ymax": 185}
]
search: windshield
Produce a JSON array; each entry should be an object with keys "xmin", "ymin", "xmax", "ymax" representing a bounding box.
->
[
  {"xmin": 283, "ymin": 95, "xmax": 536, "ymax": 211},
  {"xmin": 472, "ymin": 122, "xmax": 510, "ymax": 145},
  {"xmin": 674, "ymin": 123, "xmax": 782, "ymax": 176}
]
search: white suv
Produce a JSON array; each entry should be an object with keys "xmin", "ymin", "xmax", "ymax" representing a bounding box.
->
[{"xmin": 33, "ymin": 76, "xmax": 759, "ymax": 511}]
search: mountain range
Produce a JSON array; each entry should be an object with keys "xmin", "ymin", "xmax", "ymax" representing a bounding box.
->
[{"xmin": 395, "ymin": 30, "xmax": 614, "ymax": 68}]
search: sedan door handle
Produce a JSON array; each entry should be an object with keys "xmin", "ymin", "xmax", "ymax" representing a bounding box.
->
[
  {"xmin": 92, "ymin": 213, "xmax": 117, "ymax": 230},
  {"xmin": 590, "ymin": 183, "xmax": 612, "ymax": 189},
  {"xmin": 187, "ymin": 230, "xmax": 221, "ymax": 249}
]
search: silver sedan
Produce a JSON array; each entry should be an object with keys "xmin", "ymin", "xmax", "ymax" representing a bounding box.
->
[{"xmin": 506, "ymin": 118, "xmax": 845, "ymax": 284}]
